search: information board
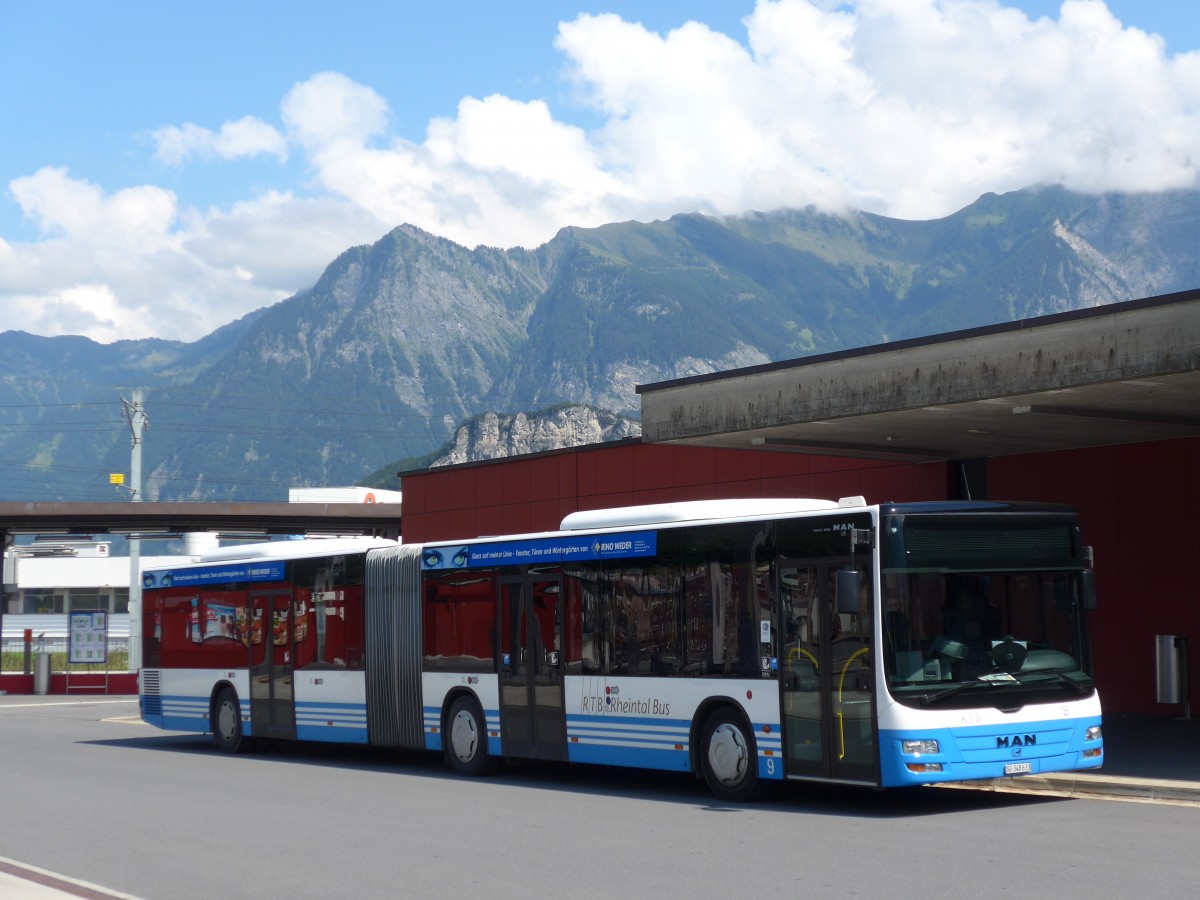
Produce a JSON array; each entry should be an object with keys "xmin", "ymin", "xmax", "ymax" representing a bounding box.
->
[{"xmin": 68, "ymin": 611, "xmax": 109, "ymax": 664}]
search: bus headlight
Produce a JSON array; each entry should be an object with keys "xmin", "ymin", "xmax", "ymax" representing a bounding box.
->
[
  {"xmin": 901, "ymin": 739, "xmax": 939, "ymax": 755},
  {"xmin": 1085, "ymin": 726, "xmax": 1102, "ymax": 741}
]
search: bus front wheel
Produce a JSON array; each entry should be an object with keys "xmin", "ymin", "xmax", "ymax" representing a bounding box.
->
[
  {"xmin": 446, "ymin": 696, "xmax": 498, "ymax": 777},
  {"xmin": 212, "ymin": 687, "xmax": 252, "ymax": 754},
  {"xmin": 699, "ymin": 708, "xmax": 762, "ymax": 802}
]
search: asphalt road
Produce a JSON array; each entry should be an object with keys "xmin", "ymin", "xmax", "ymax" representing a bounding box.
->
[{"xmin": 1, "ymin": 697, "xmax": 1196, "ymax": 899}]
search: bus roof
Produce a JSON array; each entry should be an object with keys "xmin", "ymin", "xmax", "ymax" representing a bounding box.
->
[
  {"xmin": 188, "ymin": 536, "xmax": 398, "ymax": 565},
  {"xmin": 559, "ymin": 497, "xmax": 862, "ymax": 530}
]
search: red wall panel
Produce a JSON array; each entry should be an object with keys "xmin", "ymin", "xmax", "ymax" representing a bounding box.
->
[
  {"xmin": 760, "ymin": 451, "xmax": 811, "ymax": 479},
  {"xmin": 991, "ymin": 436, "xmax": 1200, "ymax": 714},
  {"xmin": 527, "ymin": 457, "xmax": 561, "ymax": 503},
  {"xmin": 501, "ymin": 460, "xmax": 533, "ymax": 506},
  {"xmin": 528, "ymin": 499, "xmax": 561, "ymax": 533},
  {"xmin": 761, "ymin": 473, "xmax": 813, "ymax": 497},
  {"xmin": 712, "ymin": 449, "xmax": 762, "ymax": 486},
  {"xmin": 588, "ymin": 445, "xmax": 636, "ymax": 497},
  {"xmin": 671, "ymin": 446, "xmax": 717, "ymax": 487},
  {"xmin": 632, "ymin": 444, "xmax": 678, "ymax": 493},
  {"xmin": 475, "ymin": 505, "xmax": 505, "ymax": 539},
  {"xmin": 632, "ymin": 487, "xmax": 678, "ymax": 506},
  {"xmin": 557, "ymin": 456, "xmax": 578, "ymax": 501},
  {"xmin": 448, "ymin": 468, "xmax": 476, "ymax": 511}
]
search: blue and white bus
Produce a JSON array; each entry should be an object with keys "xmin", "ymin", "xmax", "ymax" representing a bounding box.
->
[{"xmin": 139, "ymin": 497, "xmax": 1102, "ymax": 800}]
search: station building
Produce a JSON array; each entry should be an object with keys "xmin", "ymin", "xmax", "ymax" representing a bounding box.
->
[{"xmin": 400, "ymin": 289, "xmax": 1200, "ymax": 715}]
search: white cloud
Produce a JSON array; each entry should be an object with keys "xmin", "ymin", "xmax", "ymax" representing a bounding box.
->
[
  {"xmin": 281, "ymin": 71, "xmax": 389, "ymax": 149},
  {"xmin": 9, "ymin": 166, "xmax": 178, "ymax": 241},
  {"xmin": 1, "ymin": 170, "xmax": 333, "ymax": 341},
  {"xmin": 2, "ymin": 0, "xmax": 1199, "ymax": 342},
  {"xmin": 548, "ymin": 0, "xmax": 1200, "ymax": 220},
  {"xmin": 152, "ymin": 116, "xmax": 287, "ymax": 165}
]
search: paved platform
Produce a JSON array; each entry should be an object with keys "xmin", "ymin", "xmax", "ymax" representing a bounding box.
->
[
  {"xmin": 954, "ymin": 712, "xmax": 1200, "ymax": 803},
  {"xmin": 2, "ymin": 703, "xmax": 1196, "ymax": 900}
]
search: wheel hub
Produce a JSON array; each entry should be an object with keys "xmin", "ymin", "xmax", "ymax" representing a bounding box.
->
[
  {"xmin": 450, "ymin": 709, "xmax": 479, "ymax": 762},
  {"xmin": 218, "ymin": 702, "xmax": 237, "ymax": 741},
  {"xmin": 708, "ymin": 723, "xmax": 748, "ymax": 785}
]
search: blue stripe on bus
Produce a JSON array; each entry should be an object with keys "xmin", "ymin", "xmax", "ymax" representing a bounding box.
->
[
  {"xmin": 294, "ymin": 701, "xmax": 367, "ymax": 723},
  {"xmin": 161, "ymin": 715, "xmax": 208, "ymax": 733},
  {"xmin": 149, "ymin": 695, "xmax": 370, "ymax": 743},
  {"xmin": 153, "ymin": 694, "xmax": 212, "ymax": 735},
  {"xmin": 568, "ymin": 741, "xmax": 692, "ymax": 771},
  {"xmin": 422, "ymin": 705, "xmax": 441, "ymax": 751},
  {"xmin": 752, "ymin": 721, "xmax": 785, "ymax": 780},
  {"xmin": 296, "ymin": 724, "xmax": 368, "ymax": 743},
  {"xmin": 155, "ymin": 695, "xmax": 210, "ymax": 734},
  {"xmin": 565, "ymin": 714, "xmax": 689, "ymax": 771},
  {"xmin": 294, "ymin": 701, "xmax": 369, "ymax": 744}
]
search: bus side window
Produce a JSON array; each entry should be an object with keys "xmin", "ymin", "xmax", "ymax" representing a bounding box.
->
[
  {"xmin": 342, "ymin": 586, "xmax": 365, "ymax": 669},
  {"xmin": 563, "ymin": 571, "xmax": 585, "ymax": 674}
]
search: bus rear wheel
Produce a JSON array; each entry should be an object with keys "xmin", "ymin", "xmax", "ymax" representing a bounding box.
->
[
  {"xmin": 212, "ymin": 687, "xmax": 252, "ymax": 754},
  {"xmin": 700, "ymin": 708, "xmax": 762, "ymax": 802},
  {"xmin": 446, "ymin": 696, "xmax": 498, "ymax": 777}
]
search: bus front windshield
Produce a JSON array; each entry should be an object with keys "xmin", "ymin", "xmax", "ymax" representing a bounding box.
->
[{"xmin": 880, "ymin": 514, "xmax": 1094, "ymax": 709}]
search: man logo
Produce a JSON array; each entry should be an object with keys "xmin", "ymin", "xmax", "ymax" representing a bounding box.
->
[{"xmin": 996, "ymin": 734, "xmax": 1037, "ymax": 748}]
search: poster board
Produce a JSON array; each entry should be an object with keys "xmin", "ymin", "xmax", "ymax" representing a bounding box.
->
[{"xmin": 68, "ymin": 610, "xmax": 109, "ymax": 665}]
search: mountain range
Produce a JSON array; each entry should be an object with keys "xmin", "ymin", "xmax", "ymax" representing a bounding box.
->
[{"xmin": 1, "ymin": 184, "xmax": 1197, "ymax": 501}]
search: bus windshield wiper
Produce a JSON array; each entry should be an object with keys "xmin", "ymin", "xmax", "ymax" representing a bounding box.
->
[
  {"xmin": 921, "ymin": 670, "xmax": 1094, "ymax": 705},
  {"xmin": 1025, "ymin": 670, "xmax": 1094, "ymax": 695},
  {"xmin": 919, "ymin": 679, "xmax": 995, "ymax": 706},
  {"xmin": 917, "ymin": 671, "xmax": 1023, "ymax": 705}
]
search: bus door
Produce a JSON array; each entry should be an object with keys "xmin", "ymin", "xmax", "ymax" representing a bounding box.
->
[
  {"xmin": 779, "ymin": 562, "xmax": 875, "ymax": 783},
  {"xmin": 497, "ymin": 573, "xmax": 567, "ymax": 761},
  {"xmin": 249, "ymin": 589, "xmax": 296, "ymax": 741}
]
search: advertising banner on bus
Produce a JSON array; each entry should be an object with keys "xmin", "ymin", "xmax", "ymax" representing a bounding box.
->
[
  {"xmin": 142, "ymin": 560, "xmax": 287, "ymax": 589},
  {"xmin": 420, "ymin": 531, "xmax": 657, "ymax": 570}
]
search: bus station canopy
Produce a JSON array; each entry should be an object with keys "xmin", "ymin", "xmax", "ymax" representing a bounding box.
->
[
  {"xmin": 637, "ymin": 289, "xmax": 1200, "ymax": 462},
  {"xmin": 0, "ymin": 502, "xmax": 400, "ymax": 541}
]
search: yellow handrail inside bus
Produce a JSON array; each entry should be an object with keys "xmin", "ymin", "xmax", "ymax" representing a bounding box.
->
[{"xmin": 786, "ymin": 646, "xmax": 819, "ymax": 670}]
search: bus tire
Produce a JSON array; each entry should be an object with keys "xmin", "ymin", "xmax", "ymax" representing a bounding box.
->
[
  {"xmin": 212, "ymin": 687, "xmax": 251, "ymax": 754},
  {"xmin": 699, "ymin": 707, "xmax": 762, "ymax": 802},
  {"xmin": 446, "ymin": 696, "xmax": 498, "ymax": 777}
]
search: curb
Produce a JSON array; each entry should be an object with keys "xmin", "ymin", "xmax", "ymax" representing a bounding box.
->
[{"xmin": 946, "ymin": 773, "xmax": 1200, "ymax": 804}]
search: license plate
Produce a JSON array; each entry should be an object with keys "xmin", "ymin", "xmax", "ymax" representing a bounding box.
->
[{"xmin": 1005, "ymin": 762, "xmax": 1032, "ymax": 775}]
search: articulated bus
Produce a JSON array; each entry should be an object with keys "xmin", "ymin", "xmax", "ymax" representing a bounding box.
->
[{"xmin": 139, "ymin": 497, "xmax": 1103, "ymax": 800}]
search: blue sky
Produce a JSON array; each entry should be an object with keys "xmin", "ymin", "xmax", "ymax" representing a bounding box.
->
[{"xmin": 2, "ymin": 1, "xmax": 1198, "ymax": 342}]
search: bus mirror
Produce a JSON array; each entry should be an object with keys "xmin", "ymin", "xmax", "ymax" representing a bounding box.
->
[
  {"xmin": 836, "ymin": 569, "xmax": 860, "ymax": 614},
  {"xmin": 1081, "ymin": 569, "xmax": 1097, "ymax": 610}
]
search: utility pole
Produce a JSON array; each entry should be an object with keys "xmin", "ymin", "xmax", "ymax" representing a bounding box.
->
[{"xmin": 121, "ymin": 390, "xmax": 148, "ymax": 673}]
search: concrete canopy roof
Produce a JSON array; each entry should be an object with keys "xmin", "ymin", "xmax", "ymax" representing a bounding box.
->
[
  {"xmin": 0, "ymin": 502, "xmax": 400, "ymax": 540},
  {"xmin": 637, "ymin": 289, "xmax": 1200, "ymax": 462}
]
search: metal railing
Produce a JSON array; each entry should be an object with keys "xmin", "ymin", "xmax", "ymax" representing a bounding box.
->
[{"xmin": 0, "ymin": 636, "xmax": 131, "ymax": 673}]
